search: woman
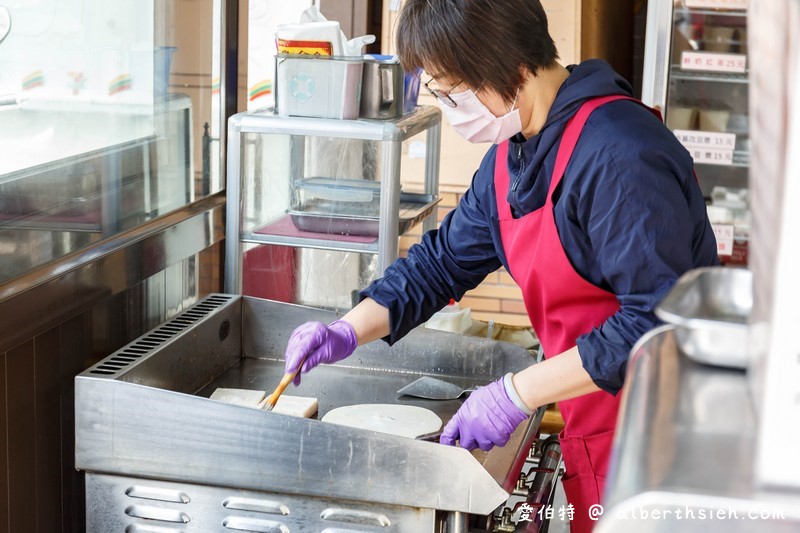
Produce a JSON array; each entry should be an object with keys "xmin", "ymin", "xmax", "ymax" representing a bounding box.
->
[{"xmin": 283, "ymin": 1, "xmax": 718, "ymax": 530}]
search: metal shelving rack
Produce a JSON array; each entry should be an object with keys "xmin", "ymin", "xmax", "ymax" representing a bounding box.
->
[
  {"xmin": 668, "ymin": 67, "xmax": 749, "ymax": 83},
  {"xmin": 643, "ymin": 0, "xmax": 750, "ymax": 266},
  {"xmin": 224, "ymin": 105, "xmax": 442, "ymax": 295}
]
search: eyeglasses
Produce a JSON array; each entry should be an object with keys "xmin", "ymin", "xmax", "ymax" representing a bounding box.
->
[{"xmin": 423, "ymin": 78, "xmax": 464, "ymax": 108}]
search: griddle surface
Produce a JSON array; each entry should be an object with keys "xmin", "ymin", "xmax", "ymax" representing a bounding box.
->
[{"xmin": 196, "ymin": 357, "xmax": 489, "ymax": 426}]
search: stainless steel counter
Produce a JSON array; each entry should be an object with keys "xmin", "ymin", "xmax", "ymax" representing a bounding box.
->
[
  {"xmin": 598, "ymin": 325, "xmax": 800, "ymax": 532},
  {"xmin": 75, "ymin": 294, "xmax": 544, "ymax": 532}
]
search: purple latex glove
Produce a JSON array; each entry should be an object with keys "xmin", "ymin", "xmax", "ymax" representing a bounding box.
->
[
  {"xmin": 284, "ymin": 320, "xmax": 357, "ymax": 385},
  {"xmin": 440, "ymin": 377, "xmax": 529, "ymax": 451}
]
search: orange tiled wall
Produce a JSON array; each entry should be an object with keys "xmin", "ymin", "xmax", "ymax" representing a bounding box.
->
[{"xmin": 398, "ymin": 192, "xmax": 531, "ymax": 327}]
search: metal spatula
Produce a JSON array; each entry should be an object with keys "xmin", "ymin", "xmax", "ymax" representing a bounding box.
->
[{"xmin": 397, "ymin": 376, "xmax": 477, "ymax": 400}]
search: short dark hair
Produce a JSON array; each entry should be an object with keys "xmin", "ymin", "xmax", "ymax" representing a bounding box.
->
[{"xmin": 396, "ymin": 0, "xmax": 559, "ymax": 103}]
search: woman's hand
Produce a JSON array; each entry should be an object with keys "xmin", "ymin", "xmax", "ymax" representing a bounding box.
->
[
  {"xmin": 284, "ymin": 297, "xmax": 391, "ymax": 386},
  {"xmin": 440, "ymin": 377, "xmax": 530, "ymax": 451},
  {"xmin": 284, "ymin": 320, "xmax": 357, "ymax": 385}
]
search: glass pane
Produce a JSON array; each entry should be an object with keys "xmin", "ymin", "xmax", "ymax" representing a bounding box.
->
[
  {"xmin": 667, "ymin": 0, "xmax": 750, "ymax": 265},
  {"xmin": 241, "ymin": 243, "xmax": 378, "ymax": 313},
  {"xmin": 665, "ymin": 1, "xmax": 749, "ymax": 195},
  {"xmin": 0, "ymin": 0, "xmax": 223, "ymax": 283},
  {"xmin": 240, "ymin": 132, "xmax": 385, "ymax": 237}
]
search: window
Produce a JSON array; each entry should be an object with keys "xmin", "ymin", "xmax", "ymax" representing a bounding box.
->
[{"xmin": 0, "ymin": 0, "xmax": 225, "ymax": 283}]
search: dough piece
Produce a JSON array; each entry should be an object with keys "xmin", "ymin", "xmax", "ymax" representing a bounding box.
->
[
  {"xmin": 210, "ymin": 388, "xmax": 318, "ymax": 418},
  {"xmin": 272, "ymin": 395, "xmax": 319, "ymax": 418},
  {"xmin": 210, "ymin": 388, "xmax": 265, "ymax": 408},
  {"xmin": 321, "ymin": 404, "xmax": 442, "ymax": 438}
]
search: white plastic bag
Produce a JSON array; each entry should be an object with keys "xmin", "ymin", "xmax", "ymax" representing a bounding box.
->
[{"xmin": 276, "ymin": 5, "xmax": 375, "ymax": 57}]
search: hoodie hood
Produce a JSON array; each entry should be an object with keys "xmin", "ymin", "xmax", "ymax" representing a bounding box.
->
[
  {"xmin": 506, "ymin": 59, "xmax": 633, "ymax": 214},
  {"xmin": 543, "ymin": 59, "xmax": 633, "ymax": 126}
]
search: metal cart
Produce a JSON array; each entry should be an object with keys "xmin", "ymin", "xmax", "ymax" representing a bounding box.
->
[{"xmin": 224, "ymin": 106, "xmax": 441, "ymax": 308}]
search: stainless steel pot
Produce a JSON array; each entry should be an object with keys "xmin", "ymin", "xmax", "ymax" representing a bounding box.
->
[{"xmin": 359, "ymin": 57, "xmax": 404, "ymax": 119}]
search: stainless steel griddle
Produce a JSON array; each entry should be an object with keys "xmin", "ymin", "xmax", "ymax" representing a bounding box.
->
[{"xmin": 76, "ymin": 294, "xmax": 543, "ymax": 532}]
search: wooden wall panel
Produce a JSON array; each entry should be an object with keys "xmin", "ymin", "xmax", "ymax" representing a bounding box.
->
[
  {"xmin": 581, "ymin": 0, "xmax": 635, "ymax": 82},
  {"xmin": 60, "ymin": 313, "xmax": 92, "ymax": 532},
  {"xmin": 0, "ymin": 353, "xmax": 8, "ymax": 531},
  {"xmin": 320, "ymin": 0, "xmax": 355, "ymax": 40},
  {"xmin": 6, "ymin": 341, "xmax": 37, "ymax": 531},
  {"xmin": 34, "ymin": 328, "xmax": 63, "ymax": 533}
]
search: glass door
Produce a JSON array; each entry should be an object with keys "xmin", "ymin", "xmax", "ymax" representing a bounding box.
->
[{"xmin": 653, "ymin": 0, "xmax": 751, "ymax": 265}]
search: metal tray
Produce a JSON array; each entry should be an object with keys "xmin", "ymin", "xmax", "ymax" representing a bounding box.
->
[
  {"xmin": 656, "ymin": 267, "xmax": 752, "ymax": 368},
  {"xmin": 288, "ymin": 192, "xmax": 440, "ymax": 236}
]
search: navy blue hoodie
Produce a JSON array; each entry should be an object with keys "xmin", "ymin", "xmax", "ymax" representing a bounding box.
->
[{"xmin": 362, "ymin": 60, "xmax": 718, "ymax": 394}]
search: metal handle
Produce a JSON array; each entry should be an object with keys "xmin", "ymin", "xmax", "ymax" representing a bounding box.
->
[
  {"xmin": 380, "ymin": 64, "xmax": 395, "ymax": 105},
  {"xmin": 415, "ymin": 430, "xmax": 443, "ymax": 442},
  {"xmin": 514, "ymin": 436, "xmax": 562, "ymax": 532}
]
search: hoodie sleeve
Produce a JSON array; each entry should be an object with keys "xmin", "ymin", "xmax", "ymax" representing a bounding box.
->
[
  {"xmin": 573, "ymin": 136, "xmax": 718, "ymax": 395},
  {"xmin": 360, "ymin": 167, "xmax": 503, "ymax": 345}
]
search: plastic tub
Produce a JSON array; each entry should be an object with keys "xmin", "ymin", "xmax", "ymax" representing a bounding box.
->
[{"xmin": 276, "ymin": 54, "xmax": 363, "ymax": 120}]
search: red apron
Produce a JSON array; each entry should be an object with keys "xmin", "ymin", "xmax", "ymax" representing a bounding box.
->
[{"xmin": 495, "ymin": 95, "xmax": 645, "ymax": 532}]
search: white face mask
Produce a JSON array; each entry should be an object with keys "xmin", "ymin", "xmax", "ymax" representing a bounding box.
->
[{"xmin": 440, "ymin": 87, "xmax": 522, "ymax": 144}]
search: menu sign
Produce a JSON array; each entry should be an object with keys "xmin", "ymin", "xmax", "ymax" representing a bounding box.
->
[
  {"xmin": 674, "ymin": 130, "xmax": 736, "ymax": 150},
  {"xmin": 688, "ymin": 148, "xmax": 734, "ymax": 166},
  {"xmin": 681, "ymin": 52, "xmax": 747, "ymax": 73},
  {"xmin": 685, "ymin": 0, "xmax": 748, "ymax": 9},
  {"xmin": 674, "ymin": 130, "xmax": 737, "ymax": 166},
  {"xmin": 712, "ymin": 224, "xmax": 735, "ymax": 256}
]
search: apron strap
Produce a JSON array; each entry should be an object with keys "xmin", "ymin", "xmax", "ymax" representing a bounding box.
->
[
  {"xmin": 547, "ymin": 95, "xmax": 659, "ymax": 201},
  {"xmin": 496, "ymin": 95, "xmax": 661, "ymax": 215}
]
